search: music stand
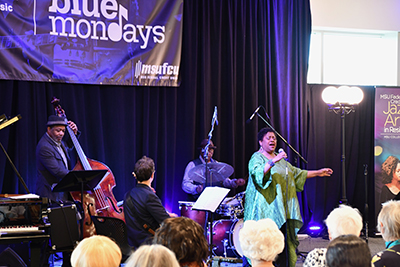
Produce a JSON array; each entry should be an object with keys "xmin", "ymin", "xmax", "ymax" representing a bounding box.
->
[
  {"xmin": 192, "ymin": 186, "xmax": 230, "ymax": 257},
  {"xmin": 53, "ymin": 170, "xmax": 107, "ymax": 238}
]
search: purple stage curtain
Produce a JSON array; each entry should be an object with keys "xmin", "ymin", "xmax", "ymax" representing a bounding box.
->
[{"xmin": 0, "ymin": 0, "xmax": 331, "ymax": 228}]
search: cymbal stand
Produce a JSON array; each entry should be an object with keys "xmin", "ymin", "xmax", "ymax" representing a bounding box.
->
[{"xmin": 204, "ymin": 106, "xmax": 218, "ymax": 257}]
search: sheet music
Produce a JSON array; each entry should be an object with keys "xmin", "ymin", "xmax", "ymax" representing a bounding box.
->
[{"xmin": 192, "ymin": 186, "xmax": 230, "ymax": 212}]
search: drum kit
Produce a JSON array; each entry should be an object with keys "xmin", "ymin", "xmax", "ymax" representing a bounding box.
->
[
  {"xmin": 179, "ymin": 162, "xmax": 246, "ymax": 258},
  {"xmin": 187, "ymin": 162, "xmax": 234, "ymax": 184}
]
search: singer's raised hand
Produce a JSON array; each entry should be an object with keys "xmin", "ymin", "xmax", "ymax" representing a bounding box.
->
[{"xmin": 275, "ymin": 149, "xmax": 287, "ymax": 162}]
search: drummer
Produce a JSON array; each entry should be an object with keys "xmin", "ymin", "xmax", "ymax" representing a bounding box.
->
[{"xmin": 182, "ymin": 139, "xmax": 246, "ymax": 200}]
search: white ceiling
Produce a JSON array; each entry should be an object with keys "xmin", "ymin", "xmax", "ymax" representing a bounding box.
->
[{"xmin": 310, "ymin": 0, "xmax": 400, "ymax": 32}]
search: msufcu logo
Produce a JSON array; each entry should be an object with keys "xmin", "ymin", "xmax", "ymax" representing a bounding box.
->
[
  {"xmin": 48, "ymin": 0, "xmax": 165, "ymax": 48},
  {"xmin": 135, "ymin": 60, "xmax": 179, "ymax": 80}
]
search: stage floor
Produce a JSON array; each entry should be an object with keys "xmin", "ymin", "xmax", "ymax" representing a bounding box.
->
[{"xmin": 50, "ymin": 236, "xmax": 386, "ymax": 267}]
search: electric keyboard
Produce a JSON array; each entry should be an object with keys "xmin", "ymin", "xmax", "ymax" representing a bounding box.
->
[
  {"xmin": 0, "ymin": 225, "xmax": 45, "ymax": 237},
  {"xmin": 0, "ymin": 194, "xmax": 48, "ymax": 237}
]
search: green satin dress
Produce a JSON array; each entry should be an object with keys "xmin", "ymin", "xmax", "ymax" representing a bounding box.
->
[{"xmin": 244, "ymin": 151, "xmax": 307, "ymax": 267}]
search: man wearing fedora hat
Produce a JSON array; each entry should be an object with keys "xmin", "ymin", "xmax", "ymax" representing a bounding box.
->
[
  {"xmin": 182, "ymin": 139, "xmax": 246, "ymax": 200},
  {"xmin": 35, "ymin": 115, "xmax": 79, "ymax": 203}
]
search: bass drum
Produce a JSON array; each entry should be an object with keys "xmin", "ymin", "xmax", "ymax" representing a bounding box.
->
[
  {"xmin": 208, "ymin": 219, "xmax": 244, "ymax": 258},
  {"xmin": 178, "ymin": 201, "xmax": 206, "ymax": 229}
]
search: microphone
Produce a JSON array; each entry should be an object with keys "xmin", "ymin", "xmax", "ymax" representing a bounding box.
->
[
  {"xmin": 278, "ymin": 148, "xmax": 288, "ymax": 161},
  {"xmin": 246, "ymin": 106, "xmax": 261, "ymax": 123},
  {"xmin": 212, "ymin": 106, "xmax": 218, "ymax": 126}
]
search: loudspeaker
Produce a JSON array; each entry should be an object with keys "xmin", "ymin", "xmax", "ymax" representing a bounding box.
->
[
  {"xmin": 211, "ymin": 256, "xmax": 242, "ymax": 267},
  {"xmin": 47, "ymin": 203, "xmax": 79, "ymax": 250}
]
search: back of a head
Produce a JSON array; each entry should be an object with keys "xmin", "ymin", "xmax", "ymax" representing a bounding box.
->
[
  {"xmin": 378, "ymin": 200, "xmax": 400, "ymax": 241},
  {"xmin": 325, "ymin": 204, "xmax": 363, "ymax": 239},
  {"xmin": 239, "ymin": 218, "xmax": 284, "ymax": 262},
  {"xmin": 153, "ymin": 217, "xmax": 209, "ymax": 266},
  {"xmin": 134, "ymin": 156, "xmax": 155, "ymax": 182},
  {"xmin": 71, "ymin": 235, "xmax": 122, "ymax": 267},
  {"xmin": 326, "ymin": 235, "xmax": 371, "ymax": 267},
  {"xmin": 125, "ymin": 244, "xmax": 180, "ymax": 267}
]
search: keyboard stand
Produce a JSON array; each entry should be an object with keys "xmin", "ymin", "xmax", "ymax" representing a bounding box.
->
[{"xmin": 0, "ymin": 234, "xmax": 50, "ymax": 267}]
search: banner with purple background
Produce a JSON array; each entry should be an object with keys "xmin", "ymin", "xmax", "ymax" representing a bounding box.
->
[
  {"xmin": 375, "ymin": 87, "xmax": 400, "ymax": 221},
  {"xmin": 0, "ymin": 0, "xmax": 182, "ymax": 86}
]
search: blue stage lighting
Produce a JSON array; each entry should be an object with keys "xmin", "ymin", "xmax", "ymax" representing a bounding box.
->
[
  {"xmin": 307, "ymin": 223, "xmax": 324, "ymax": 237},
  {"xmin": 309, "ymin": 225, "xmax": 321, "ymax": 231}
]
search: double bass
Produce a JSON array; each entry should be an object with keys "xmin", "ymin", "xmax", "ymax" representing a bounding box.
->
[{"xmin": 52, "ymin": 97, "xmax": 124, "ymax": 238}]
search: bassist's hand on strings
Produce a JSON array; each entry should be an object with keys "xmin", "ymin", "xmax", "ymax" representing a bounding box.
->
[{"xmin": 67, "ymin": 121, "xmax": 78, "ymax": 135}]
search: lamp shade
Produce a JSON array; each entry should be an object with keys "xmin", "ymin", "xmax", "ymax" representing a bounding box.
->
[
  {"xmin": 322, "ymin": 86, "xmax": 363, "ymax": 105},
  {"xmin": 321, "ymin": 86, "xmax": 338, "ymax": 104},
  {"xmin": 347, "ymin": 86, "xmax": 364, "ymax": 104}
]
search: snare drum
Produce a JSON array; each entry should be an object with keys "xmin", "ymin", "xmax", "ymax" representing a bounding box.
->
[
  {"xmin": 216, "ymin": 195, "xmax": 244, "ymax": 219},
  {"xmin": 208, "ymin": 219, "xmax": 244, "ymax": 258},
  {"xmin": 178, "ymin": 201, "xmax": 206, "ymax": 228}
]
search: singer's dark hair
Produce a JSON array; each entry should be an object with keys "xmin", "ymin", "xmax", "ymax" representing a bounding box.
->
[{"xmin": 257, "ymin": 127, "xmax": 275, "ymax": 142}]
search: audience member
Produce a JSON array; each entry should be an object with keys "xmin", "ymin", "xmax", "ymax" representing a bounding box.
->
[
  {"xmin": 70, "ymin": 235, "xmax": 121, "ymax": 267},
  {"xmin": 372, "ymin": 200, "xmax": 400, "ymax": 267},
  {"xmin": 153, "ymin": 217, "xmax": 209, "ymax": 267},
  {"xmin": 303, "ymin": 204, "xmax": 363, "ymax": 267},
  {"xmin": 326, "ymin": 235, "xmax": 371, "ymax": 267},
  {"xmin": 239, "ymin": 218, "xmax": 284, "ymax": 267},
  {"xmin": 125, "ymin": 244, "xmax": 180, "ymax": 267}
]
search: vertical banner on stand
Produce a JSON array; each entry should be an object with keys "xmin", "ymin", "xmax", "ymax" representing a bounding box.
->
[
  {"xmin": 374, "ymin": 87, "xmax": 400, "ymax": 221},
  {"xmin": 0, "ymin": 0, "xmax": 183, "ymax": 86}
]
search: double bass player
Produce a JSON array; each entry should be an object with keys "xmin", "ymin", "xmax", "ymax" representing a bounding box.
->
[
  {"xmin": 35, "ymin": 115, "xmax": 79, "ymax": 267},
  {"xmin": 36, "ymin": 115, "xmax": 79, "ymax": 203}
]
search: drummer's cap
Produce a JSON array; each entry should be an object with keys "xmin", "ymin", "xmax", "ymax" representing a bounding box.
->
[
  {"xmin": 47, "ymin": 115, "xmax": 67, "ymax": 127},
  {"xmin": 199, "ymin": 139, "xmax": 217, "ymax": 150}
]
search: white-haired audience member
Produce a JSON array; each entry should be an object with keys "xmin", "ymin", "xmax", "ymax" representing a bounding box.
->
[
  {"xmin": 125, "ymin": 244, "xmax": 180, "ymax": 267},
  {"xmin": 70, "ymin": 235, "xmax": 122, "ymax": 267},
  {"xmin": 372, "ymin": 200, "xmax": 400, "ymax": 267},
  {"xmin": 303, "ymin": 204, "xmax": 363, "ymax": 267},
  {"xmin": 239, "ymin": 218, "xmax": 285, "ymax": 267},
  {"xmin": 326, "ymin": 235, "xmax": 371, "ymax": 267}
]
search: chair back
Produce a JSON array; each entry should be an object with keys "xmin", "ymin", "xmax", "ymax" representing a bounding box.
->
[{"xmin": 91, "ymin": 216, "xmax": 132, "ymax": 262}]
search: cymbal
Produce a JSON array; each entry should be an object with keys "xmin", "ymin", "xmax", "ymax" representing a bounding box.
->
[{"xmin": 188, "ymin": 162, "xmax": 234, "ymax": 183}]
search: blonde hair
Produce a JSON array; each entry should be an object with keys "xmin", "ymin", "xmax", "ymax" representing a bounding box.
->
[
  {"xmin": 125, "ymin": 244, "xmax": 180, "ymax": 267},
  {"xmin": 71, "ymin": 235, "xmax": 122, "ymax": 267},
  {"xmin": 325, "ymin": 204, "xmax": 363, "ymax": 240},
  {"xmin": 239, "ymin": 219, "xmax": 284, "ymax": 262}
]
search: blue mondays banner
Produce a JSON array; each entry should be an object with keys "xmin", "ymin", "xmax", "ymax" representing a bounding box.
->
[
  {"xmin": 374, "ymin": 87, "xmax": 400, "ymax": 220},
  {"xmin": 0, "ymin": 0, "xmax": 182, "ymax": 86}
]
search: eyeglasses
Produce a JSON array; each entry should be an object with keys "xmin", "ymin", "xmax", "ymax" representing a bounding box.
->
[{"xmin": 265, "ymin": 136, "xmax": 276, "ymax": 141}]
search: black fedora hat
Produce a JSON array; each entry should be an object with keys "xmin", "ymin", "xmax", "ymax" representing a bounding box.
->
[{"xmin": 47, "ymin": 115, "xmax": 67, "ymax": 127}]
